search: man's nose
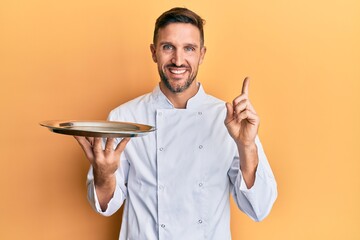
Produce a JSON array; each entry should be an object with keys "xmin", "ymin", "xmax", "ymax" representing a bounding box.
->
[{"xmin": 171, "ymin": 49, "xmax": 184, "ymax": 66}]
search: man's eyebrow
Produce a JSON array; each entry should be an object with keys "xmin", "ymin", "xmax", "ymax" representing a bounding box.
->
[
  {"xmin": 159, "ymin": 41, "xmax": 173, "ymax": 46},
  {"xmin": 159, "ymin": 41, "xmax": 199, "ymax": 48},
  {"xmin": 185, "ymin": 43, "xmax": 199, "ymax": 48}
]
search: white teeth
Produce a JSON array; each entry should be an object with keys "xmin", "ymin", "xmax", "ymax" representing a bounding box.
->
[{"xmin": 169, "ymin": 69, "xmax": 186, "ymax": 74}]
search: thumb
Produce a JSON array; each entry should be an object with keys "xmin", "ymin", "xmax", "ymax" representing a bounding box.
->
[{"xmin": 224, "ymin": 102, "xmax": 234, "ymax": 125}]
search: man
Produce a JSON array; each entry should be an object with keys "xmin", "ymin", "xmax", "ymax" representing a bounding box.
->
[{"xmin": 75, "ymin": 7, "xmax": 277, "ymax": 240}]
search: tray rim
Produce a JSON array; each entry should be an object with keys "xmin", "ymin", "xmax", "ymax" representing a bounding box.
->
[{"xmin": 39, "ymin": 120, "xmax": 156, "ymax": 138}]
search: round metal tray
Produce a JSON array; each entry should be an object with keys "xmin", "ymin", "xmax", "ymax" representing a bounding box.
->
[{"xmin": 40, "ymin": 120, "xmax": 156, "ymax": 138}]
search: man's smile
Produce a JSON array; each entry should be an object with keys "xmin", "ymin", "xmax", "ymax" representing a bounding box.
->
[
  {"xmin": 166, "ymin": 64, "xmax": 190, "ymax": 78},
  {"xmin": 169, "ymin": 68, "xmax": 187, "ymax": 74}
]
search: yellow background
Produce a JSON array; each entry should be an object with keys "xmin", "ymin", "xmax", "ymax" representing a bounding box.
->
[{"xmin": 1, "ymin": 0, "xmax": 359, "ymax": 239}]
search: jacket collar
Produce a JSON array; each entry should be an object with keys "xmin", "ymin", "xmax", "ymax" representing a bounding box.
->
[{"xmin": 151, "ymin": 82, "xmax": 207, "ymax": 109}]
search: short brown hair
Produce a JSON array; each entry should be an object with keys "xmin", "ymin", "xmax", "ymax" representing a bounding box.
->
[{"xmin": 153, "ymin": 7, "xmax": 205, "ymax": 47}]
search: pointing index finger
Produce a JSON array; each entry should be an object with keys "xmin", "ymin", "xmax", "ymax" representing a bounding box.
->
[{"xmin": 241, "ymin": 77, "xmax": 250, "ymax": 95}]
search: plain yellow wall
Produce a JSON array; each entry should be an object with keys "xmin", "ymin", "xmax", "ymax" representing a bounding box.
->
[{"xmin": 1, "ymin": 0, "xmax": 359, "ymax": 239}]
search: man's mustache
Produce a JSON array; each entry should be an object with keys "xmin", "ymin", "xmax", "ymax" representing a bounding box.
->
[{"xmin": 165, "ymin": 64, "xmax": 190, "ymax": 69}]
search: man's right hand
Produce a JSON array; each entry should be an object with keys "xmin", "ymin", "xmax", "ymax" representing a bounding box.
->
[{"xmin": 74, "ymin": 136, "xmax": 130, "ymax": 211}]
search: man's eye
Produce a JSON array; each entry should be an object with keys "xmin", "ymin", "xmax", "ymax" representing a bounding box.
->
[
  {"xmin": 163, "ymin": 45, "xmax": 173, "ymax": 50},
  {"xmin": 185, "ymin": 46, "xmax": 195, "ymax": 52}
]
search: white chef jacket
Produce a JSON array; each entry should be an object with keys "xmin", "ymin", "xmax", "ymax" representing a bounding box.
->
[{"xmin": 87, "ymin": 83, "xmax": 277, "ymax": 240}]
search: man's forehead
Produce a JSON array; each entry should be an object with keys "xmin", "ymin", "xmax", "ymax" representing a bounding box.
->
[{"xmin": 157, "ymin": 23, "xmax": 201, "ymax": 43}]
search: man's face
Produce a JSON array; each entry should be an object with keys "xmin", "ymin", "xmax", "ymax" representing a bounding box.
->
[{"xmin": 150, "ymin": 23, "xmax": 206, "ymax": 93}]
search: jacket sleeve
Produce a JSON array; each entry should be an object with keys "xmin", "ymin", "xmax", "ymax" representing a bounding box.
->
[{"xmin": 228, "ymin": 136, "xmax": 277, "ymax": 221}]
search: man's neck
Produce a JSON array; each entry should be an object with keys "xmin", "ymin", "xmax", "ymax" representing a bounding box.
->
[{"xmin": 159, "ymin": 81, "xmax": 199, "ymax": 109}]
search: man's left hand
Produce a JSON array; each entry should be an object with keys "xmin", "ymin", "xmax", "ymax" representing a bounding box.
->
[{"xmin": 224, "ymin": 77, "xmax": 260, "ymax": 147}]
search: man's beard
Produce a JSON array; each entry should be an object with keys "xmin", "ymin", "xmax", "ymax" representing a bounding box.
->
[{"xmin": 159, "ymin": 65, "xmax": 198, "ymax": 93}]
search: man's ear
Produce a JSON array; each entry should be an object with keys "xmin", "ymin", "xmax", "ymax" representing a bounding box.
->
[
  {"xmin": 150, "ymin": 44, "xmax": 157, "ymax": 63},
  {"xmin": 199, "ymin": 46, "xmax": 207, "ymax": 65}
]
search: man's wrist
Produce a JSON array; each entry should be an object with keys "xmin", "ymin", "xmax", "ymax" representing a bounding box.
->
[
  {"xmin": 237, "ymin": 141, "xmax": 257, "ymax": 157},
  {"xmin": 237, "ymin": 142, "xmax": 258, "ymax": 173},
  {"xmin": 94, "ymin": 172, "xmax": 116, "ymax": 189}
]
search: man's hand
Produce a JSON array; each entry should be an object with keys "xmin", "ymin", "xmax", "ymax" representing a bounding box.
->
[
  {"xmin": 74, "ymin": 136, "xmax": 130, "ymax": 210},
  {"xmin": 224, "ymin": 77, "xmax": 259, "ymax": 188},
  {"xmin": 224, "ymin": 77, "xmax": 259, "ymax": 147}
]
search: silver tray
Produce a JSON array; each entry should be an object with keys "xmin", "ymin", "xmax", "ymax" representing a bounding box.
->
[{"xmin": 40, "ymin": 120, "xmax": 156, "ymax": 138}]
